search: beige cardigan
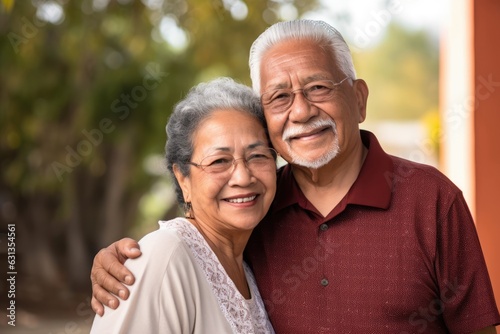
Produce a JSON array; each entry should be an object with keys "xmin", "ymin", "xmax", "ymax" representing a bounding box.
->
[{"xmin": 90, "ymin": 218, "xmax": 274, "ymax": 334}]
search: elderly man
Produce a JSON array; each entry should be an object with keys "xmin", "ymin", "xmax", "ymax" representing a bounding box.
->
[{"xmin": 91, "ymin": 20, "xmax": 499, "ymax": 333}]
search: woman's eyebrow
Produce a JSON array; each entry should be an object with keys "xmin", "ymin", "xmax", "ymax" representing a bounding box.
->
[{"xmin": 247, "ymin": 142, "xmax": 268, "ymax": 150}]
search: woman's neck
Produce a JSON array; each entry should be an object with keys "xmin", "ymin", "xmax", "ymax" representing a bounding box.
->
[{"xmin": 187, "ymin": 217, "xmax": 251, "ymax": 299}]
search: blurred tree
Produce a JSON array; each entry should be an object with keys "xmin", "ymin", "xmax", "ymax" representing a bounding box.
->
[
  {"xmin": 353, "ymin": 23, "xmax": 439, "ymax": 121},
  {"xmin": 0, "ymin": 0, "xmax": 320, "ymax": 293}
]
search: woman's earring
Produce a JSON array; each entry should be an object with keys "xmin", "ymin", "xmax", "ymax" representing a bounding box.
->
[{"xmin": 184, "ymin": 201, "xmax": 194, "ymax": 219}]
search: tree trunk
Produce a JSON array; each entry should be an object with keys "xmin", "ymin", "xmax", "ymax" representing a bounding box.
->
[{"xmin": 100, "ymin": 140, "xmax": 133, "ymax": 247}]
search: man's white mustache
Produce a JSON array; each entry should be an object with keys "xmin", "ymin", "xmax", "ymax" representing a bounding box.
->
[{"xmin": 282, "ymin": 119, "xmax": 337, "ymax": 141}]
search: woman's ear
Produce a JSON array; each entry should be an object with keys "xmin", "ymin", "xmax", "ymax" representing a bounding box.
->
[
  {"xmin": 353, "ymin": 79, "xmax": 369, "ymax": 123},
  {"xmin": 173, "ymin": 164, "xmax": 191, "ymax": 203}
]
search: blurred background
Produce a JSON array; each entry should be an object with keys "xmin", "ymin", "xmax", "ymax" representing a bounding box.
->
[{"xmin": 1, "ymin": 0, "xmax": 498, "ymax": 333}]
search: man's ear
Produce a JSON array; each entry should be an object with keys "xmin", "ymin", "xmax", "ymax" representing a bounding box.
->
[
  {"xmin": 353, "ymin": 79, "xmax": 369, "ymax": 123},
  {"xmin": 173, "ymin": 164, "xmax": 191, "ymax": 203}
]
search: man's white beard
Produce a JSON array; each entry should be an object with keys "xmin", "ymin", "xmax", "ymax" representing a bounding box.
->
[{"xmin": 283, "ymin": 119, "xmax": 340, "ymax": 169}]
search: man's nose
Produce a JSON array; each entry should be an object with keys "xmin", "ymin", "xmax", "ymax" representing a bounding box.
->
[{"xmin": 288, "ymin": 91, "xmax": 319, "ymax": 123}]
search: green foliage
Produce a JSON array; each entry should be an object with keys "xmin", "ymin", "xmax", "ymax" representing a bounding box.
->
[{"xmin": 1, "ymin": 0, "xmax": 14, "ymax": 12}]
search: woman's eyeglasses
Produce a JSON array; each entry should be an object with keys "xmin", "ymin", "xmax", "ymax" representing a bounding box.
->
[{"xmin": 188, "ymin": 148, "xmax": 277, "ymax": 174}]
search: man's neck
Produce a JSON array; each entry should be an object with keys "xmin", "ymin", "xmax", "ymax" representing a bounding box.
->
[{"xmin": 290, "ymin": 141, "xmax": 368, "ymax": 217}]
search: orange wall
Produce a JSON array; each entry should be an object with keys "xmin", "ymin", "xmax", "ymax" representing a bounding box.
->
[{"xmin": 473, "ymin": 0, "xmax": 500, "ymax": 316}]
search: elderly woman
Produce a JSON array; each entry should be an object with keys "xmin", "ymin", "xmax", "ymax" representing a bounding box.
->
[{"xmin": 90, "ymin": 78, "xmax": 276, "ymax": 333}]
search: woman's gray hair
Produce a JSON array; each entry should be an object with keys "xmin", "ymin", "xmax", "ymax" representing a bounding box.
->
[
  {"xmin": 165, "ymin": 77, "xmax": 266, "ymax": 206},
  {"xmin": 249, "ymin": 19, "xmax": 357, "ymax": 93}
]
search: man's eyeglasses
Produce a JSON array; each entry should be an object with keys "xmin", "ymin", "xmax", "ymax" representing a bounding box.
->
[
  {"xmin": 261, "ymin": 77, "xmax": 350, "ymax": 113},
  {"xmin": 188, "ymin": 148, "xmax": 277, "ymax": 174}
]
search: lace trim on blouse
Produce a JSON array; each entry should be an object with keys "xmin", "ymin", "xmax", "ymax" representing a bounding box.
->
[{"xmin": 159, "ymin": 218, "xmax": 274, "ymax": 334}]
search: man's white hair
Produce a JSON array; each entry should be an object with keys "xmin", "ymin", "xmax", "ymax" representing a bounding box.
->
[{"xmin": 249, "ymin": 19, "xmax": 357, "ymax": 94}]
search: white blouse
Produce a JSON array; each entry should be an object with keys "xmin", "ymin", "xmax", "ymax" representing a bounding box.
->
[{"xmin": 90, "ymin": 218, "xmax": 275, "ymax": 334}]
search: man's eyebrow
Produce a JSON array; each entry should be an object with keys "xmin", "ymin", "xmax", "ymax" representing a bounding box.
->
[
  {"xmin": 264, "ymin": 74, "xmax": 333, "ymax": 91},
  {"xmin": 263, "ymin": 82, "xmax": 288, "ymax": 91},
  {"xmin": 304, "ymin": 74, "xmax": 332, "ymax": 82}
]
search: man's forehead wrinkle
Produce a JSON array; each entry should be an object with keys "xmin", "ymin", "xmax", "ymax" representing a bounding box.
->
[
  {"xmin": 261, "ymin": 41, "xmax": 337, "ymax": 93},
  {"xmin": 262, "ymin": 60, "xmax": 332, "ymax": 91},
  {"xmin": 266, "ymin": 48, "xmax": 314, "ymax": 64}
]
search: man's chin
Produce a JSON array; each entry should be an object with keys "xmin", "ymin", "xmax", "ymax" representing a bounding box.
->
[{"xmin": 289, "ymin": 150, "xmax": 338, "ymax": 170}]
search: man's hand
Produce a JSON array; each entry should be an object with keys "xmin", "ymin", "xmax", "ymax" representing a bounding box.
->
[{"xmin": 90, "ymin": 238, "xmax": 142, "ymax": 316}]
